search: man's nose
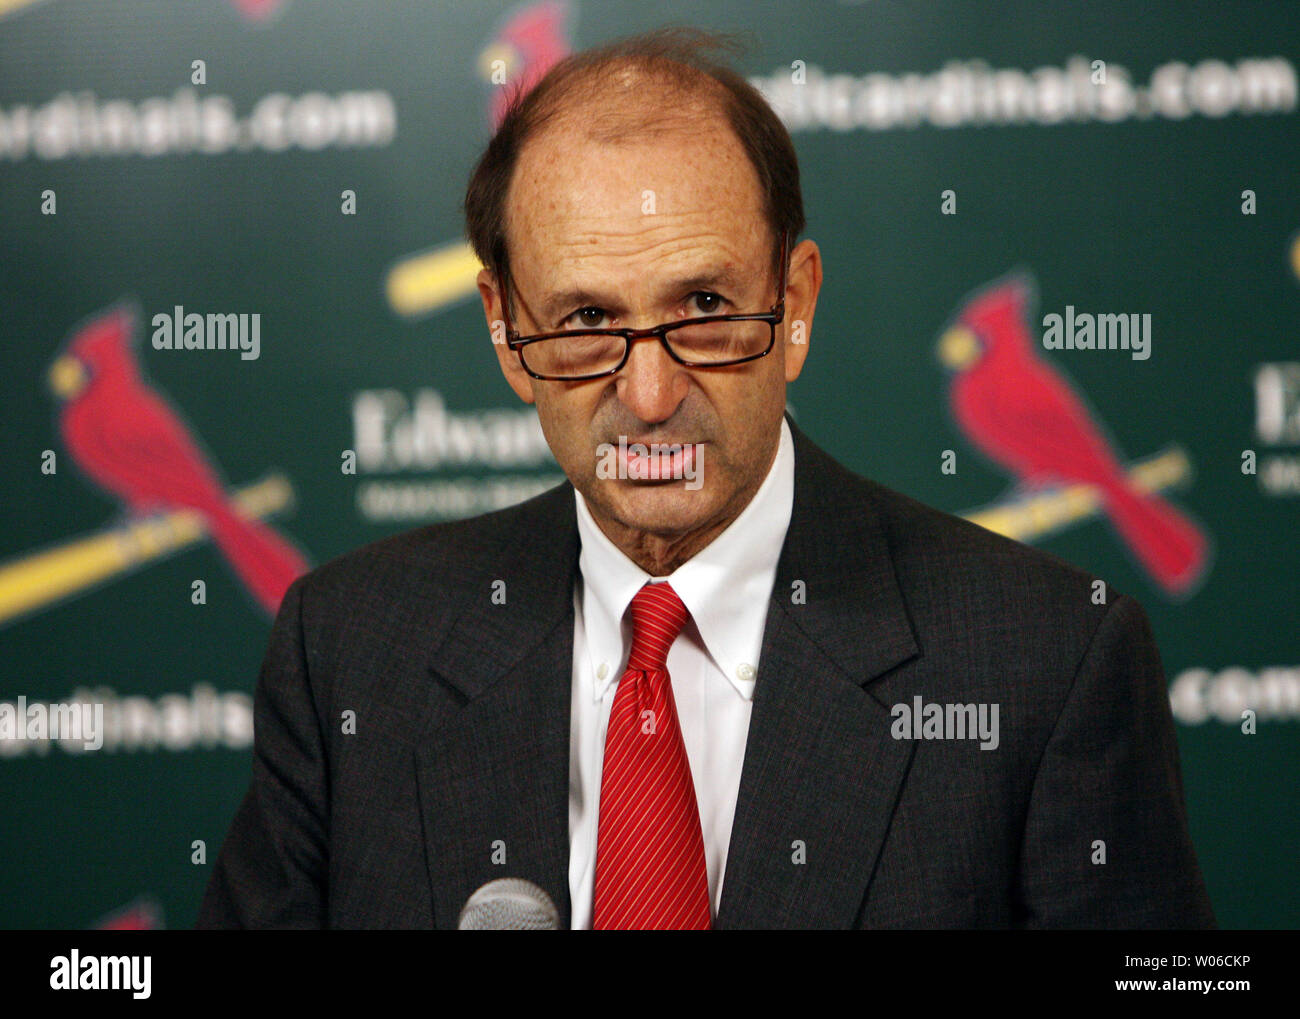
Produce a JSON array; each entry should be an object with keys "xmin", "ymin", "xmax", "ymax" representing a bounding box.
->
[{"xmin": 615, "ymin": 332, "xmax": 690, "ymax": 424}]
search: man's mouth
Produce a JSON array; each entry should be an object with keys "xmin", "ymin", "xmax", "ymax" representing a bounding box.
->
[{"xmin": 615, "ymin": 438, "xmax": 701, "ymax": 483}]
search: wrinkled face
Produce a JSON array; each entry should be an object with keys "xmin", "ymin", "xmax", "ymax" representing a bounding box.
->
[{"xmin": 482, "ymin": 99, "xmax": 812, "ymax": 543}]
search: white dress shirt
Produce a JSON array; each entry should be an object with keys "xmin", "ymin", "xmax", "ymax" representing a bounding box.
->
[{"xmin": 568, "ymin": 417, "xmax": 796, "ymax": 928}]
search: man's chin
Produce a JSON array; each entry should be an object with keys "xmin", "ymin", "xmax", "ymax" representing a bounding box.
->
[{"xmin": 594, "ymin": 480, "xmax": 719, "ymax": 536}]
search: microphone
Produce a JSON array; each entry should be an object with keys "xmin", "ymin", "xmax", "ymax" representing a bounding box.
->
[{"xmin": 457, "ymin": 878, "xmax": 560, "ymax": 929}]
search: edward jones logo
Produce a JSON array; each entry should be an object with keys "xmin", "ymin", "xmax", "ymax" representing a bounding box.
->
[{"xmin": 349, "ymin": 388, "xmax": 563, "ymax": 522}]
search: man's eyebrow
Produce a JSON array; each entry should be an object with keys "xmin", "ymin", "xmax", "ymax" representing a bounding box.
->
[{"xmin": 538, "ymin": 265, "xmax": 753, "ymax": 321}]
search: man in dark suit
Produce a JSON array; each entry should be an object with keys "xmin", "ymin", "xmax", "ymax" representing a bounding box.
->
[{"xmin": 198, "ymin": 28, "xmax": 1214, "ymax": 929}]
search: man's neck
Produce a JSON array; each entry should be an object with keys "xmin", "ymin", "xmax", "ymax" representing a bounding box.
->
[{"xmin": 593, "ymin": 513, "xmax": 737, "ymax": 576}]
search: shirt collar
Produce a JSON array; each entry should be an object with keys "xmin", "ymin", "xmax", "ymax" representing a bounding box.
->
[{"xmin": 575, "ymin": 416, "xmax": 796, "ymax": 702}]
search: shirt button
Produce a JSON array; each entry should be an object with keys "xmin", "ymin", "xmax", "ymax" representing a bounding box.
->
[
  {"xmin": 597, "ymin": 662, "xmax": 609, "ymax": 680},
  {"xmin": 736, "ymin": 663, "xmax": 755, "ymax": 682}
]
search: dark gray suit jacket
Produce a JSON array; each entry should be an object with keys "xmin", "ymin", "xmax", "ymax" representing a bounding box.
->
[{"xmin": 197, "ymin": 418, "xmax": 1215, "ymax": 929}]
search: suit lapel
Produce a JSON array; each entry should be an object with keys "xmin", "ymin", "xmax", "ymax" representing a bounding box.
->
[
  {"xmin": 415, "ymin": 484, "xmax": 578, "ymax": 929},
  {"xmin": 715, "ymin": 420, "xmax": 921, "ymax": 928}
]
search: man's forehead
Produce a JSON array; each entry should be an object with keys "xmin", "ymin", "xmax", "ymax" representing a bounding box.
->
[{"xmin": 504, "ymin": 114, "xmax": 765, "ymax": 266}]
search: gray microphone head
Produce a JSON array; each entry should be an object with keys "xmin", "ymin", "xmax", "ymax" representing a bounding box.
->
[{"xmin": 458, "ymin": 878, "xmax": 560, "ymax": 930}]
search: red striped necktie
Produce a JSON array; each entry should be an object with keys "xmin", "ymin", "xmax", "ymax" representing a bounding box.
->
[{"xmin": 592, "ymin": 581, "xmax": 712, "ymax": 930}]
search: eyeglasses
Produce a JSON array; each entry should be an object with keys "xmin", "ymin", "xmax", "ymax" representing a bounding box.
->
[{"xmin": 498, "ymin": 232, "xmax": 790, "ymax": 381}]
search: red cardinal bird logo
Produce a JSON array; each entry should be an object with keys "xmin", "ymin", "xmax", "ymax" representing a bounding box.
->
[
  {"xmin": 93, "ymin": 897, "xmax": 163, "ymax": 930},
  {"xmin": 228, "ymin": 0, "xmax": 286, "ymax": 22},
  {"xmin": 48, "ymin": 303, "xmax": 308, "ymax": 615},
  {"xmin": 937, "ymin": 273, "xmax": 1209, "ymax": 597},
  {"xmin": 479, "ymin": 0, "xmax": 573, "ymax": 129}
]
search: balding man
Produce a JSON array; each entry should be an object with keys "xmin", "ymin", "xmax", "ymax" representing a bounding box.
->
[{"xmin": 198, "ymin": 28, "xmax": 1214, "ymax": 930}]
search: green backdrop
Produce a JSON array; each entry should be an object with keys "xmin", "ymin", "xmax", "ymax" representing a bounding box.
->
[{"xmin": 1, "ymin": 0, "xmax": 1296, "ymax": 929}]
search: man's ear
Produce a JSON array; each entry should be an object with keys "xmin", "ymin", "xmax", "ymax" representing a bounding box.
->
[
  {"xmin": 478, "ymin": 265, "xmax": 535, "ymax": 405},
  {"xmin": 781, "ymin": 238, "xmax": 821, "ymax": 383}
]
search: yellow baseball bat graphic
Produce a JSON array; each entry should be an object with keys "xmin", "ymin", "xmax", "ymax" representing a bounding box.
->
[
  {"xmin": 0, "ymin": 474, "xmax": 294, "ymax": 627},
  {"xmin": 0, "ymin": 0, "xmax": 48, "ymax": 17},
  {"xmin": 961, "ymin": 446, "xmax": 1192, "ymax": 542},
  {"xmin": 385, "ymin": 240, "xmax": 484, "ymax": 318},
  {"xmin": 0, "ymin": 448, "xmax": 1189, "ymax": 627}
]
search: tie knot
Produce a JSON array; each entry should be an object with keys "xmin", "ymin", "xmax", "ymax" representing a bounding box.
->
[{"xmin": 626, "ymin": 582, "xmax": 689, "ymax": 672}]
